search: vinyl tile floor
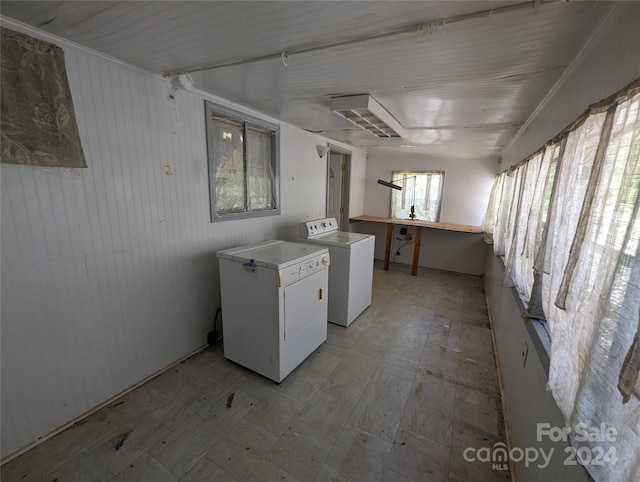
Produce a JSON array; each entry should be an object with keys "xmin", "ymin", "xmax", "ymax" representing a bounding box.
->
[{"xmin": 2, "ymin": 262, "xmax": 512, "ymax": 482}]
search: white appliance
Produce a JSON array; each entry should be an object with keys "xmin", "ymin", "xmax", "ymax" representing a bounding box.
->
[
  {"xmin": 217, "ymin": 240, "xmax": 330, "ymax": 382},
  {"xmin": 299, "ymin": 218, "xmax": 375, "ymax": 327}
]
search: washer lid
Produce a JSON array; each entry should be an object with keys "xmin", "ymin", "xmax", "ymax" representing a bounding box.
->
[
  {"xmin": 217, "ymin": 239, "xmax": 328, "ymax": 269},
  {"xmin": 307, "ymin": 231, "xmax": 373, "ymax": 247}
]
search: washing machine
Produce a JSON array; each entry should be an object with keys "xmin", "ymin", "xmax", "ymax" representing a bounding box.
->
[
  {"xmin": 217, "ymin": 240, "xmax": 329, "ymax": 382},
  {"xmin": 299, "ymin": 218, "xmax": 375, "ymax": 327}
]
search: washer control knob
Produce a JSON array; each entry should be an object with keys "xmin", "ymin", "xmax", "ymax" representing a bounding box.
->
[{"xmin": 322, "ymin": 255, "xmax": 330, "ymax": 266}]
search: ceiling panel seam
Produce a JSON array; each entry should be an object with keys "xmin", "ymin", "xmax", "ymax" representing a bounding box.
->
[
  {"xmin": 165, "ymin": 0, "xmax": 553, "ymax": 77},
  {"xmin": 503, "ymin": 0, "xmax": 624, "ymax": 153}
]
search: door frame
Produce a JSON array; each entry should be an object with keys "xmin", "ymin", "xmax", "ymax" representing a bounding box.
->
[{"xmin": 326, "ymin": 144, "xmax": 352, "ymax": 231}]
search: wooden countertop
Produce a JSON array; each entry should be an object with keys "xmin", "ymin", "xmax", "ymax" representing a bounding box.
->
[{"xmin": 349, "ymin": 215, "xmax": 482, "ymax": 233}]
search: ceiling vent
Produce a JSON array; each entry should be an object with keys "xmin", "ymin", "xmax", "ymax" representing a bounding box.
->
[{"xmin": 330, "ymin": 95, "xmax": 405, "ymax": 138}]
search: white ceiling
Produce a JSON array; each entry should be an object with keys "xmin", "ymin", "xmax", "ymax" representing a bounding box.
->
[{"xmin": 1, "ymin": 1, "xmax": 612, "ymax": 161}]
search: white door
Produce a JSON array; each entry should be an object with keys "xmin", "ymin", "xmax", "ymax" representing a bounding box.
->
[
  {"xmin": 327, "ymin": 148, "xmax": 352, "ymax": 230},
  {"xmin": 327, "ymin": 153, "xmax": 343, "ymax": 226}
]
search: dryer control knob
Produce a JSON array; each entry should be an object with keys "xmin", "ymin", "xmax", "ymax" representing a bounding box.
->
[{"xmin": 322, "ymin": 255, "xmax": 330, "ymax": 266}]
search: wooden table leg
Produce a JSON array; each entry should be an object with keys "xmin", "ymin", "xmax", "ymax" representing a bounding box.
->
[
  {"xmin": 384, "ymin": 223, "xmax": 393, "ymax": 270},
  {"xmin": 411, "ymin": 227, "xmax": 422, "ymax": 276}
]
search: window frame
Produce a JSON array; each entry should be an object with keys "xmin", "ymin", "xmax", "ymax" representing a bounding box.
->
[
  {"xmin": 205, "ymin": 101, "xmax": 281, "ymax": 222},
  {"xmin": 389, "ymin": 170, "xmax": 445, "ymax": 222}
]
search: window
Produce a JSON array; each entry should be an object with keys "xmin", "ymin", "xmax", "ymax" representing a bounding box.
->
[
  {"xmin": 482, "ymin": 83, "xmax": 640, "ymax": 482},
  {"xmin": 390, "ymin": 170, "xmax": 444, "ymax": 221},
  {"xmin": 503, "ymin": 142, "xmax": 561, "ymax": 302},
  {"xmin": 538, "ymin": 143, "xmax": 561, "ymax": 232},
  {"xmin": 205, "ymin": 101, "xmax": 280, "ymax": 221}
]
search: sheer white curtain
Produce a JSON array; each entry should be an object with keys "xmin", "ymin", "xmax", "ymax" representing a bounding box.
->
[
  {"xmin": 247, "ymin": 127, "xmax": 276, "ymax": 211},
  {"xmin": 541, "ymin": 94, "xmax": 640, "ymax": 480},
  {"xmin": 504, "ymin": 152, "xmax": 543, "ymax": 301},
  {"xmin": 492, "ymin": 168, "xmax": 518, "ymax": 256},
  {"xmin": 541, "ymin": 112, "xmax": 606, "ymax": 401},
  {"xmin": 390, "ymin": 171, "xmax": 444, "ymax": 221},
  {"xmin": 481, "ymin": 174, "xmax": 503, "ymax": 244},
  {"xmin": 494, "ymin": 172, "xmax": 512, "ymax": 256},
  {"xmin": 482, "ymin": 82, "xmax": 640, "ymax": 480},
  {"xmin": 503, "ymin": 164, "xmax": 525, "ymax": 265},
  {"xmin": 527, "ymin": 141, "xmax": 564, "ymax": 320}
]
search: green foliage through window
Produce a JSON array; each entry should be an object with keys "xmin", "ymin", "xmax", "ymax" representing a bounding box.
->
[{"xmin": 205, "ymin": 101, "xmax": 280, "ymax": 221}]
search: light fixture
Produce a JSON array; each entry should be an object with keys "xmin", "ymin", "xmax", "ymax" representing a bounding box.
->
[
  {"xmin": 377, "ymin": 179, "xmax": 402, "ymax": 190},
  {"xmin": 377, "ymin": 175, "xmax": 415, "ymax": 191},
  {"xmin": 331, "ymin": 94, "xmax": 405, "ymax": 138},
  {"xmin": 316, "ymin": 145, "xmax": 329, "ymax": 158}
]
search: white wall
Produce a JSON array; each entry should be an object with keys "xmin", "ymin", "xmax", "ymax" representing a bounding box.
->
[
  {"xmin": 502, "ymin": 1, "xmax": 640, "ymax": 169},
  {"xmin": 347, "ymin": 151, "xmax": 366, "ymax": 218},
  {"xmin": 351, "ymin": 221, "xmax": 487, "ymax": 275},
  {"xmin": 354, "ymin": 151, "xmax": 496, "ymax": 275},
  {"xmin": 0, "ymin": 20, "xmax": 364, "ymax": 459},
  {"xmin": 364, "ymin": 151, "xmax": 496, "ymax": 226},
  {"xmin": 484, "ymin": 254, "xmax": 589, "ymax": 482}
]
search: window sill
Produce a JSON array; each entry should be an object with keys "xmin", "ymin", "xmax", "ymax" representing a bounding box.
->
[
  {"xmin": 213, "ymin": 209, "xmax": 280, "ymax": 223},
  {"xmin": 495, "ymin": 254, "xmax": 551, "ymax": 375}
]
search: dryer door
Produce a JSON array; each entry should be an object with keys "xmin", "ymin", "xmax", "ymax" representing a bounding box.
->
[{"xmin": 283, "ymin": 269, "xmax": 327, "ymax": 340}]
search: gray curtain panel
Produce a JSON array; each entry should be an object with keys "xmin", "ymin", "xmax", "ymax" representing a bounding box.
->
[{"xmin": 0, "ymin": 28, "xmax": 86, "ymax": 168}]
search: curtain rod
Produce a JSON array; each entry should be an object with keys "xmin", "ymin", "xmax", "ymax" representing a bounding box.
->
[{"xmin": 498, "ymin": 77, "xmax": 640, "ymax": 177}]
